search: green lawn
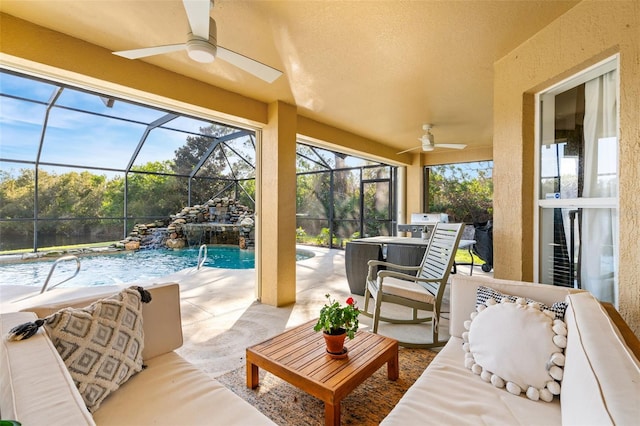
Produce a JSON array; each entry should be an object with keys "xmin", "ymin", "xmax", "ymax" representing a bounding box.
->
[
  {"xmin": 455, "ymin": 248, "xmax": 485, "ymax": 265},
  {"xmin": 0, "ymin": 241, "xmax": 117, "ymax": 256}
]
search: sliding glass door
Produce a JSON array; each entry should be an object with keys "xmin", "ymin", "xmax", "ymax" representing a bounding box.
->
[{"xmin": 536, "ymin": 57, "xmax": 618, "ymax": 304}]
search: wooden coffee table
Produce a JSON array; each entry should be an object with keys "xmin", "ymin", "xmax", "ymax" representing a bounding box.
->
[{"xmin": 246, "ymin": 319, "xmax": 399, "ymax": 426}]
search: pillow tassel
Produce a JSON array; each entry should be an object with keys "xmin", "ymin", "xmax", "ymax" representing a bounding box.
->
[
  {"xmin": 7, "ymin": 318, "xmax": 45, "ymax": 341},
  {"xmin": 136, "ymin": 286, "xmax": 152, "ymax": 303}
]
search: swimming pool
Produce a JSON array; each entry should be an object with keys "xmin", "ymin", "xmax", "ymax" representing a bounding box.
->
[{"xmin": 0, "ymin": 246, "xmax": 315, "ymax": 288}]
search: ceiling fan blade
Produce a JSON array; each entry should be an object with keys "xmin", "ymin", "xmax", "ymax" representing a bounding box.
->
[
  {"xmin": 396, "ymin": 146, "xmax": 423, "ymax": 155},
  {"xmin": 434, "ymin": 143, "xmax": 467, "ymax": 150},
  {"xmin": 183, "ymin": 0, "xmax": 210, "ymax": 39},
  {"xmin": 217, "ymin": 46, "xmax": 283, "ymax": 83},
  {"xmin": 113, "ymin": 44, "xmax": 187, "ymax": 60}
]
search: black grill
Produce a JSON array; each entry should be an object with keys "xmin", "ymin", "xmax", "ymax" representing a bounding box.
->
[{"xmin": 472, "ymin": 221, "xmax": 493, "ymax": 272}]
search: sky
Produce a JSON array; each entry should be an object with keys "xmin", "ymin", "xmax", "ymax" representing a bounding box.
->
[{"xmin": 0, "ymin": 70, "xmax": 233, "ymax": 177}]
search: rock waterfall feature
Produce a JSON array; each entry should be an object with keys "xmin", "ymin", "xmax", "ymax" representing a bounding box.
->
[{"xmin": 118, "ymin": 197, "xmax": 255, "ymax": 250}]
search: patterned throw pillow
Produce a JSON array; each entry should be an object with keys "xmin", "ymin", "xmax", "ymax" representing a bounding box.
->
[
  {"xmin": 476, "ymin": 285, "xmax": 568, "ymax": 320},
  {"xmin": 462, "ymin": 292, "xmax": 567, "ymax": 402},
  {"xmin": 45, "ymin": 286, "xmax": 152, "ymax": 412},
  {"xmin": 6, "ymin": 286, "xmax": 152, "ymax": 413}
]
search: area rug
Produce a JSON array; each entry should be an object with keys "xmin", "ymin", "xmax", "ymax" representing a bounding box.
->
[{"xmin": 217, "ymin": 347, "xmax": 437, "ymax": 425}]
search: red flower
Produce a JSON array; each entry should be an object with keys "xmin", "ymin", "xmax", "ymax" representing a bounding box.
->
[{"xmin": 346, "ymin": 297, "xmax": 355, "ymax": 306}]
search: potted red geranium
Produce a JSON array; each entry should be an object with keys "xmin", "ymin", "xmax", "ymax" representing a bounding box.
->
[{"xmin": 314, "ymin": 294, "xmax": 360, "ymax": 357}]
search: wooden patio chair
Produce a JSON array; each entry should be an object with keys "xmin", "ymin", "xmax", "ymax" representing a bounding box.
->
[{"xmin": 362, "ymin": 222, "xmax": 463, "ymax": 348}]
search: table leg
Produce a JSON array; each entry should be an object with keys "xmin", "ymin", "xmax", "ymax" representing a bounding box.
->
[
  {"xmin": 387, "ymin": 350, "xmax": 399, "ymax": 380},
  {"xmin": 247, "ymin": 360, "xmax": 259, "ymax": 389},
  {"xmin": 324, "ymin": 401, "xmax": 341, "ymax": 426}
]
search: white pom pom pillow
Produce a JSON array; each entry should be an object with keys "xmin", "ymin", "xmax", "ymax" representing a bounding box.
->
[{"xmin": 462, "ymin": 288, "xmax": 567, "ymax": 402}]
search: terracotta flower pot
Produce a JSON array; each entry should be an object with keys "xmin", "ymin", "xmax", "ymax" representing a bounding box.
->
[{"xmin": 323, "ymin": 329, "xmax": 347, "ymax": 356}]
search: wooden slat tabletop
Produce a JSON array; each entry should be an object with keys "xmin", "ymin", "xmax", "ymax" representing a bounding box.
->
[{"xmin": 246, "ymin": 319, "xmax": 399, "ymax": 425}]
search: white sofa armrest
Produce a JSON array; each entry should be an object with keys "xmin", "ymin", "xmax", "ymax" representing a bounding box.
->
[
  {"xmin": 561, "ymin": 292, "xmax": 640, "ymax": 425},
  {"xmin": 1, "ymin": 311, "xmax": 95, "ymax": 425}
]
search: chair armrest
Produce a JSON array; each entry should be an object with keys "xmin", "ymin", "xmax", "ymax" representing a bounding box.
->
[
  {"xmin": 377, "ymin": 270, "xmax": 419, "ymax": 281},
  {"xmin": 378, "ymin": 271, "xmax": 442, "ymax": 283},
  {"xmin": 377, "ymin": 270, "xmax": 440, "ymax": 292},
  {"xmin": 367, "ymin": 259, "xmax": 421, "ymax": 271},
  {"xmin": 367, "ymin": 260, "xmax": 421, "ymax": 280}
]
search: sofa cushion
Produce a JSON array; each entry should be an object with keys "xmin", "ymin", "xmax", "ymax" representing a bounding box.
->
[
  {"xmin": 463, "ymin": 297, "xmax": 567, "ymax": 402},
  {"xmin": 42, "ymin": 286, "xmax": 149, "ymax": 412},
  {"xmin": 1, "ymin": 311, "xmax": 95, "ymax": 425},
  {"xmin": 92, "ymin": 351, "xmax": 276, "ymax": 425},
  {"xmin": 561, "ymin": 292, "xmax": 640, "ymax": 425},
  {"xmin": 476, "ymin": 285, "xmax": 568, "ymax": 320},
  {"xmin": 381, "ymin": 337, "xmax": 561, "ymax": 425}
]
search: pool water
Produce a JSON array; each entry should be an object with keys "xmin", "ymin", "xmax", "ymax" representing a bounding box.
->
[{"xmin": 0, "ymin": 246, "xmax": 314, "ymax": 288}]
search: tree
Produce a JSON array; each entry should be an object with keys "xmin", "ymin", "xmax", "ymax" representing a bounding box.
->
[
  {"xmin": 126, "ymin": 161, "xmax": 184, "ymax": 218},
  {"xmin": 0, "ymin": 168, "xmax": 35, "ymax": 250},
  {"xmin": 428, "ymin": 162, "xmax": 493, "ymax": 223},
  {"xmin": 0, "ymin": 168, "xmax": 34, "ymax": 219},
  {"xmin": 173, "ymin": 124, "xmax": 255, "ymax": 206}
]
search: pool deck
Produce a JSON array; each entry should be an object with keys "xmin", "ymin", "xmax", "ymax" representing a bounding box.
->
[{"xmin": 0, "ymin": 245, "xmax": 490, "ymax": 379}]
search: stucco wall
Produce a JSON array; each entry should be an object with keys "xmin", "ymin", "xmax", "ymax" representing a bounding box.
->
[{"xmin": 493, "ymin": 0, "xmax": 640, "ymax": 334}]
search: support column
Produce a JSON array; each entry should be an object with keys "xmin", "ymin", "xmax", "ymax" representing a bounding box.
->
[
  {"xmin": 258, "ymin": 101, "xmax": 297, "ymax": 306},
  {"xmin": 396, "ymin": 167, "xmax": 407, "ymax": 225},
  {"xmin": 405, "ymin": 155, "xmax": 425, "ymax": 216}
]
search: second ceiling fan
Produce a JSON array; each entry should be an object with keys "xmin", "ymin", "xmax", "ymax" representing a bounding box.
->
[
  {"xmin": 112, "ymin": 0, "xmax": 283, "ymax": 83},
  {"xmin": 397, "ymin": 124, "xmax": 467, "ymax": 155}
]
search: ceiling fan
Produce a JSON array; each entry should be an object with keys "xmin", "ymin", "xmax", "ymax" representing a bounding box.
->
[
  {"xmin": 112, "ymin": 0, "xmax": 283, "ymax": 83},
  {"xmin": 397, "ymin": 124, "xmax": 467, "ymax": 155}
]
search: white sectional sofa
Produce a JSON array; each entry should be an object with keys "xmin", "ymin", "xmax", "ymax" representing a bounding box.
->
[
  {"xmin": 382, "ymin": 275, "xmax": 640, "ymax": 425},
  {"xmin": 0, "ymin": 282, "xmax": 275, "ymax": 426},
  {"xmin": 4, "ymin": 277, "xmax": 639, "ymax": 425}
]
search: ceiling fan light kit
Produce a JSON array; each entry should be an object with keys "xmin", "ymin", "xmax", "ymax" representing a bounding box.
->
[
  {"xmin": 396, "ymin": 124, "xmax": 467, "ymax": 155},
  {"xmin": 419, "ymin": 124, "xmax": 436, "ymax": 151},
  {"xmin": 186, "ymin": 37, "xmax": 217, "ymax": 63},
  {"xmin": 112, "ymin": 0, "xmax": 283, "ymax": 83}
]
